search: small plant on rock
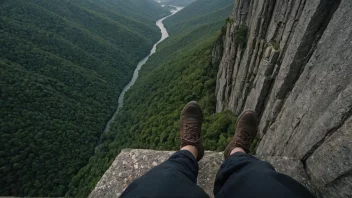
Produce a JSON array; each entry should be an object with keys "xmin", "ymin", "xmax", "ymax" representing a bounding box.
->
[{"xmin": 235, "ymin": 25, "xmax": 249, "ymax": 49}]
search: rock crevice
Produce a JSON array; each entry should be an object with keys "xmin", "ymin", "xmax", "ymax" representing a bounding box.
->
[{"xmin": 214, "ymin": 0, "xmax": 351, "ymax": 197}]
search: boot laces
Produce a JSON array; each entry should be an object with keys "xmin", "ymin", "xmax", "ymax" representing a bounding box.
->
[
  {"xmin": 234, "ymin": 128, "xmax": 252, "ymax": 148},
  {"xmin": 183, "ymin": 122, "xmax": 200, "ymax": 143}
]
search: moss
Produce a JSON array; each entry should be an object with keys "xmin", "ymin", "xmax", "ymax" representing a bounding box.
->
[
  {"xmin": 235, "ymin": 25, "xmax": 249, "ymax": 49},
  {"xmin": 216, "ymin": 23, "xmax": 227, "ymax": 45},
  {"xmin": 249, "ymin": 79, "xmax": 255, "ymax": 89},
  {"xmin": 226, "ymin": 17, "xmax": 234, "ymax": 24},
  {"xmin": 249, "ymin": 136, "xmax": 260, "ymax": 155},
  {"xmin": 268, "ymin": 40, "xmax": 280, "ymax": 50}
]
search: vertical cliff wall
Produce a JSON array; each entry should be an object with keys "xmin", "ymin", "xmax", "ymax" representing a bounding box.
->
[{"xmin": 214, "ymin": 0, "xmax": 351, "ymax": 197}]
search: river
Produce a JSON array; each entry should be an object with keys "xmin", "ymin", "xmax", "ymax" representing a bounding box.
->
[{"xmin": 103, "ymin": 6, "xmax": 183, "ymax": 134}]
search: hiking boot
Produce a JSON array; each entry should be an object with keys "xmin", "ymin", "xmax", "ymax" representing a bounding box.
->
[
  {"xmin": 180, "ymin": 101, "xmax": 204, "ymax": 161},
  {"xmin": 224, "ymin": 110, "xmax": 258, "ymax": 159}
]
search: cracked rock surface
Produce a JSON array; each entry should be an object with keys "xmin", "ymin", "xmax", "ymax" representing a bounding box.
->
[
  {"xmin": 214, "ymin": 0, "xmax": 351, "ymax": 197},
  {"xmin": 89, "ymin": 149, "xmax": 311, "ymax": 198}
]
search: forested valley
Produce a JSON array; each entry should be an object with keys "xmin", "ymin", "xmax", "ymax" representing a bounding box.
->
[
  {"xmin": 66, "ymin": 0, "xmax": 238, "ymax": 197},
  {"xmin": 0, "ymin": 0, "xmax": 169, "ymax": 196}
]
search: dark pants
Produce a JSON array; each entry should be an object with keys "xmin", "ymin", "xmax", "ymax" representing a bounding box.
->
[{"xmin": 121, "ymin": 150, "xmax": 314, "ymax": 198}]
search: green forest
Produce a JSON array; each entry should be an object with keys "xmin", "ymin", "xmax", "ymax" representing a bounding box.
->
[
  {"xmin": 66, "ymin": 0, "xmax": 236, "ymax": 197},
  {"xmin": 0, "ymin": 0, "xmax": 169, "ymax": 196}
]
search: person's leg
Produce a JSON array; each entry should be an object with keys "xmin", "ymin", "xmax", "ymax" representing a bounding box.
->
[
  {"xmin": 214, "ymin": 150, "xmax": 315, "ymax": 198},
  {"xmin": 121, "ymin": 149, "xmax": 208, "ymax": 198},
  {"xmin": 214, "ymin": 110, "xmax": 315, "ymax": 198},
  {"xmin": 121, "ymin": 101, "xmax": 209, "ymax": 198}
]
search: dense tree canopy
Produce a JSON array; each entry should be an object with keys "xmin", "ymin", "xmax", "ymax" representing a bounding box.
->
[
  {"xmin": 0, "ymin": 0, "xmax": 169, "ymax": 196},
  {"xmin": 66, "ymin": 0, "xmax": 235, "ymax": 197}
]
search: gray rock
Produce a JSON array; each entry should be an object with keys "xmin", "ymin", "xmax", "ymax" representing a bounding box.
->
[
  {"xmin": 244, "ymin": 47, "xmax": 279, "ymax": 113},
  {"xmin": 214, "ymin": 0, "xmax": 352, "ymax": 197},
  {"xmin": 306, "ymin": 117, "xmax": 352, "ymax": 197},
  {"xmin": 257, "ymin": 156, "xmax": 313, "ymax": 192},
  {"xmin": 215, "ymin": 0, "xmax": 251, "ymax": 113},
  {"xmin": 256, "ymin": 4, "xmax": 352, "ymax": 196},
  {"xmin": 89, "ymin": 149, "xmax": 311, "ymax": 198},
  {"xmin": 216, "ymin": 0, "xmax": 335, "ymax": 116},
  {"xmin": 257, "ymin": 0, "xmax": 342, "ymax": 137},
  {"xmin": 257, "ymin": 0, "xmax": 352, "ymax": 159},
  {"xmin": 322, "ymin": 175, "xmax": 352, "ymax": 198}
]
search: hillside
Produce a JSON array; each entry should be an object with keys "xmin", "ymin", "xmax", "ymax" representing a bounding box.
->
[
  {"xmin": 163, "ymin": 0, "xmax": 234, "ymax": 35},
  {"xmin": 66, "ymin": 0, "xmax": 234, "ymax": 197},
  {"xmin": 0, "ymin": 0, "xmax": 168, "ymax": 196},
  {"xmin": 74, "ymin": 0, "xmax": 352, "ymax": 197},
  {"xmin": 3, "ymin": 0, "xmax": 350, "ymax": 197}
]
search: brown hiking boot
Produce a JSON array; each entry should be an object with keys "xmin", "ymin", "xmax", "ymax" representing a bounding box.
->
[
  {"xmin": 224, "ymin": 110, "xmax": 258, "ymax": 159},
  {"xmin": 180, "ymin": 101, "xmax": 204, "ymax": 161}
]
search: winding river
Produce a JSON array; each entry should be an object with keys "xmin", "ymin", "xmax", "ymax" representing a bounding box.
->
[{"xmin": 103, "ymin": 7, "xmax": 183, "ymax": 134}]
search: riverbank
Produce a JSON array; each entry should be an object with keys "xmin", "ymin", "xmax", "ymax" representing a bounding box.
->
[{"xmin": 102, "ymin": 6, "xmax": 183, "ymax": 134}]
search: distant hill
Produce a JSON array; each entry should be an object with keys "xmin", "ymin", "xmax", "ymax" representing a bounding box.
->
[
  {"xmin": 0, "ymin": 0, "xmax": 168, "ymax": 196},
  {"xmin": 164, "ymin": 0, "xmax": 234, "ymax": 35},
  {"xmin": 157, "ymin": 0, "xmax": 195, "ymax": 7}
]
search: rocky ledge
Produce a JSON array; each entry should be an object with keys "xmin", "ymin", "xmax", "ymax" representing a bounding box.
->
[{"xmin": 89, "ymin": 149, "xmax": 313, "ymax": 198}]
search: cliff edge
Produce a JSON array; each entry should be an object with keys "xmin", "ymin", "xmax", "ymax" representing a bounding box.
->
[
  {"xmin": 89, "ymin": 1, "xmax": 351, "ymax": 197},
  {"xmin": 89, "ymin": 149, "xmax": 312, "ymax": 198},
  {"xmin": 214, "ymin": 0, "xmax": 351, "ymax": 197}
]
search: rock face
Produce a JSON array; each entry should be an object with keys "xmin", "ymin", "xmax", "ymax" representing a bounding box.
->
[
  {"xmin": 89, "ymin": 149, "xmax": 312, "ymax": 198},
  {"xmin": 214, "ymin": 0, "xmax": 352, "ymax": 197}
]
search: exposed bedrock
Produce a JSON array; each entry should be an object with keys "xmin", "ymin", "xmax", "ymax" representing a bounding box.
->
[{"xmin": 214, "ymin": 0, "xmax": 351, "ymax": 197}]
